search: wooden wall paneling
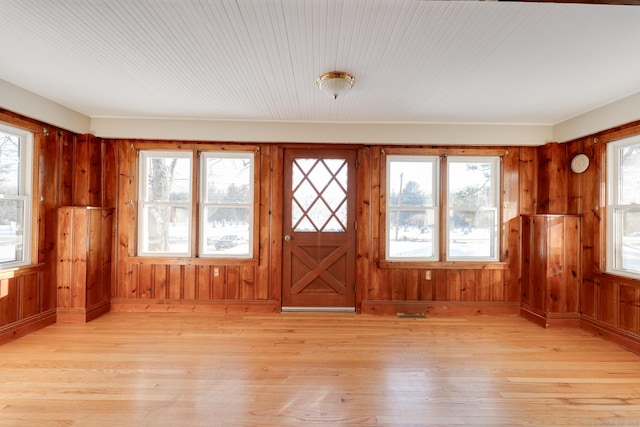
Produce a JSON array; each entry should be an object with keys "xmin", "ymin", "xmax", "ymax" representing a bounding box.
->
[
  {"xmin": 59, "ymin": 131, "xmax": 74, "ymax": 206},
  {"xmin": 19, "ymin": 274, "xmax": 39, "ymax": 319},
  {"xmin": 103, "ymin": 139, "xmax": 118, "ymax": 208},
  {"xmin": 168, "ymin": 264, "xmax": 182, "ymax": 300},
  {"xmin": 520, "ymin": 215, "xmax": 532, "ymax": 310},
  {"xmin": 255, "ymin": 146, "xmax": 271, "ymax": 301},
  {"xmin": 268, "ymin": 146, "xmax": 283, "ymax": 303},
  {"xmin": 56, "ymin": 208, "xmax": 72, "ymax": 309},
  {"xmin": 226, "ymin": 266, "xmax": 240, "ymax": 300},
  {"xmin": 619, "ymin": 284, "xmax": 639, "ymax": 335},
  {"xmin": 460, "ymin": 269, "xmax": 476, "ymax": 301},
  {"xmin": 563, "ymin": 217, "xmax": 581, "ymax": 314},
  {"xmin": 116, "ymin": 141, "xmax": 137, "ymax": 298},
  {"xmin": 369, "ymin": 148, "xmax": 382, "ymax": 301},
  {"xmin": 138, "ymin": 263, "xmax": 152, "ymax": 299},
  {"xmin": 598, "ymin": 280, "xmax": 617, "ymax": 327},
  {"xmin": 86, "ymin": 208, "xmax": 102, "ymax": 307},
  {"xmin": 197, "ymin": 265, "xmax": 210, "ymax": 300},
  {"xmin": 73, "ymin": 134, "xmax": 91, "ymax": 206},
  {"xmin": 491, "ymin": 269, "xmax": 505, "ymax": 302},
  {"xmin": 434, "ymin": 269, "xmax": 448, "ymax": 301},
  {"xmin": 447, "ymin": 270, "xmax": 462, "ymax": 301},
  {"xmin": 503, "ymin": 148, "xmax": 521, "ymax": 302},
  {"xmin": 0, "ymin": 279, "xmax": 18, "ymax": 325},
  {"xmin": 519, "ymin": 147, "xmax": 537, "ymax": 215},
  {"xmin": 70, "ymin": 209, "xmax": 88, "ymax": 309},
  {"xmin": 38, "ymin": 129, "xmax": 60, "ymax": 311},
  {"xmin": 390, "ymin": 269, "xmax": 406, "ymax": 300},
  {"xmin": 101, "ymin": 210, "xmax": 114, "ymax": 303},
  {"xmin": 241, "ymin": 266, "xmax": 255, "ymax": 300},
  {"xmin": 152, "ymin": 265, "xmax": 168, "ymax": 300},
  {"xmin": 356, "ymin": 146, "xmax": 372, "ymax": 310},
  {"xmin": 536, "ymin": 142, "xmax": 568, "ymax": 215},
  {"xmin": 183, "ymin": 265, "xmax": 197, "ymax": 300},
  {"xmin": 477, "ymin": 269, "xmax": 493, "ymax": 302},
  {"xmin": 212, "ymin": 266, "xmax": 226, "ymax": 300},
  {"xmin": 581, "ymin": 278, "xmax": 598, "ymax": 318},
  {"xmin": 418, "ymin": 270, "xmax": 433, "ymax": 301},
  {"xmin": 405, "ymin": 269, "xmax": 419, "ymax": 301}
]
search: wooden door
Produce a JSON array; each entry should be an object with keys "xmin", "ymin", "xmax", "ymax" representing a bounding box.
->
[{"xmin": 282, "ymin": 148, "xmax": 357, "ymax": 310}]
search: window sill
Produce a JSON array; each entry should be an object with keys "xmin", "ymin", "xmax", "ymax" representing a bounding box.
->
[
  {"xmin": 377, "ymin": 260, "xmax": 509, "ymax": 270},
  {"xmin": 0, "ymin": 263, "xmax": 46, "ymax": 280},
  {"xmin": 127, "ymin": 256, "xmax": 258, "ymax": 266}
]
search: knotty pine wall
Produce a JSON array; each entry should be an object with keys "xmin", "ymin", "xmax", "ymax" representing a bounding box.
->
[
  {"xmin": 109, "ymin": 141, "xmax": 537, "ymax": 315},
  {"xmin": 3, "ymin": 103, "xmax": 640, "ymax": 352},
  {"xmin": 0, "ymin": 109, "xmax": 115, "ymax": 343}
]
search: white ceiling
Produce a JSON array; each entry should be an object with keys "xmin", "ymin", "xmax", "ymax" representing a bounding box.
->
[{"xmin": 2, "ymin": 0, "xmax": 640, "ymax": 127}]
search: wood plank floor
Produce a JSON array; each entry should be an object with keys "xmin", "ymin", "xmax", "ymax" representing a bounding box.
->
[{"xmin": 1, "ymin": 312, "xmax": 640, "ymax": 426}]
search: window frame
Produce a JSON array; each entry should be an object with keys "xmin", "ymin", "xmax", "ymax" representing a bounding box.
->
[
  {"xmin": 0, "ymin": 121, "xmax": 33, "ymax": 269},
  {"xmin": 199, "ymin": 151, "xmax": 255, "ymax": 259},
  {"xmin": 606, "ymin": 135, "xmax": 640, "ymax": 280},
  {"xmin": 380, "ymin": 149, "xmax": 503, "ymax": 266},
  {"xmin": 136, "ymin": 146, "xmax": 258, "ymax": 261},
  {"xmin": 445, "ymin": 156, "xmax": 501, "ymax": 262},
  {"xmin": 138, "ymin": 150, "xmax": 194, "ymax": 257},
  {"xmin": 384, "ymin": 154, "xmax": 439, "ymax": 262}
]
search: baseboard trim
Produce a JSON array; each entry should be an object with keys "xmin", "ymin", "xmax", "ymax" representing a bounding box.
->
[
  {"xmin": 519, "ymin": 307, "xmax": 581, "ymax": 328},
  {"xmin": 361, "ymin": 301, "xmax": 520, "ymax": 316},
  {"xmin": 581, "ymin": 316, "xmax": 640, "ymax": 355},
  {"xmin": 0, "ymin": 309, "xmax": 57, "ymax": 345},
  {"xmin": 110, "ymin": 299, "xmax": 281, "ymax": 314},
  {"xmin": 57, "ymin": 300, "xmax": 111, "ymax": 323}
]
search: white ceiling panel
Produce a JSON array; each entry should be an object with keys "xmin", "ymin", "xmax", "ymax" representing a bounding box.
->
[{"xmin": 2, "ymin": 0, "xmax": 640, "ymax": 125}]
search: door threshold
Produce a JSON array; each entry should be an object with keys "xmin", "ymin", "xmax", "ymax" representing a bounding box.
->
[{"xmin": 281, "ymin": 307, "xmax": 356, "ymax": 313}]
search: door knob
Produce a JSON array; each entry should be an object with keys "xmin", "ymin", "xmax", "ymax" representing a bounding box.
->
[{"xmin": 284, "ymin": 235, "xmax": 292, "ymax": 241}]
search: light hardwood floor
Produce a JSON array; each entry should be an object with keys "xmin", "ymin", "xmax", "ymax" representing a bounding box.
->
[{"xmin": 1, "ymin": 312, "xmax": 640, "ymax": 426}]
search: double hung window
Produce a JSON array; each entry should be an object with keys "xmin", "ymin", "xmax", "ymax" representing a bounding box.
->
[
  {"xmin": 607, "ymin": 136, "xmax": 640, "ymax": 278},
  {"xmin": 138, "ymin": 149, "xmax": 255, "ymax": 259},
  {"xmin": 384, "ymin": 153, "xmax": 500, "ymax": 262},
  {"xmin": 0, "ymin": 122, "xmax": 33, "ymax": 268}
]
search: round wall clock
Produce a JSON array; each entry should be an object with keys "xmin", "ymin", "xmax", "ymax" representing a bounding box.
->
[{"xmin": 570, "ymin": 153, "xmax": 589, "ymax": 174}]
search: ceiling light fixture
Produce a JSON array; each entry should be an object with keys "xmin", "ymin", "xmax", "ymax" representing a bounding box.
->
[{"xmin": 316, "ymin": 71, "xmax": 355, "ymax": 100}]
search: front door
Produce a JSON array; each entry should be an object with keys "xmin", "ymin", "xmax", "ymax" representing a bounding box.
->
[{"xmin": 282, "ymin": 148, "xmax": 357, "ymax": 311}]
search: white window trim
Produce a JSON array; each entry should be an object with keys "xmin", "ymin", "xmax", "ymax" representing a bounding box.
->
[
  {"xmin": 385, "ymin": 155, "xmax": 439, "ymax": 262},
  {"xmin": 199, "ymin": 151, "xmax": 254, "ymax": 259},
  {"xmin": 0, "ymin": 122, "xmax": 33, "ymax": 269},
  {"xmin": 445, "ymin": 156, "xmax": 500, "ymax": 262},
  {"xmin": 138, "ymin": 150, "xmax": 193, "ymax": 257},
  {"xmin": 606, "ymin": 135, "xmax": 640, "ymax": 280}
]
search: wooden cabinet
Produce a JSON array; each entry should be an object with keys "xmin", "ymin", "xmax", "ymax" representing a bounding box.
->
[
  {"xmin": 56, "ymin": 207, "xmax": 114, "ymax": 322},
  {"xmin": 520, "ymin": 214, "xmax": 581, "ymax": 328}
]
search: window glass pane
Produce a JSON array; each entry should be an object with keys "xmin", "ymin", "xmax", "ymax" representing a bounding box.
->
[
  {"xmin": 144, "ymin": 157, "xmax": 191, "ymax": 202},
  {"xmin": 620, "ymin": 209, "xmax": 640, "ymax": 271},
  {"xmin": 140, "ymin": 205, "xmax": 190, "ymax": 254},
  {"xmin": 205, "ymin": 157, "xmax": 251, "ymax": 204},
  {"xmin": 0, "ymin": 133, "xmax": 20, "ymax": 196},
  {"xmin": 449, "ymin": 209, "xmax": 496, "ymax": 258},
  {"xmin": 0, "ymin": 199, "xmax": 25, "ymax": 263},
  {"xmin": 620, "ymin": 145, "xmax": 640, "ymax": 205},
  {"xmin": 200, "ymin": 152, "xmax": 254, "ymax": 258},
  {"xmin": 203, "ymin": 207, "xmax": 250, "ymax": 255},
  {"xmin": 388, "ymin": 208, "xmax": 436, "ymax": 258},
  {"xmin": 386, "ymin": 156, "xmax": 437, "ymax": 260},
  {"xmin": 448, "ymin": 161, "xmax": 493, "ymax": 208}
]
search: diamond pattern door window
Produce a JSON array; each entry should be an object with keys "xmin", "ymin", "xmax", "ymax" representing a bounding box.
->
[{"xmin": 291, "ymin": 158, "xmax": 348, "ymax": 232}]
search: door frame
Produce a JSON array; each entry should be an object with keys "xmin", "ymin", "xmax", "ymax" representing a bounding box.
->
[{"xmin": 274, "ymin": 144, "xmax": 368, "ymax": 313}]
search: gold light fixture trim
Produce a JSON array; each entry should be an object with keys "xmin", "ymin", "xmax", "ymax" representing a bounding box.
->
[{"xmin": 316, "ymin": 71, "xmax": 355, "ymax": 100}]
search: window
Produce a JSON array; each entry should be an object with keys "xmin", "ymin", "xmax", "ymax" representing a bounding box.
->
[
  {"xmin": 607, "ymin": 136, "xmax": 640, "ymax": 279},
  {"xmin": 384, "ymin": 153, "xmax": 500, "ymax": 262},
  {"xmin": 0, "ymin": 122, "xmax": 33, "ymax": 268},
  {"xmin": 200, "ymin": 152, "xmax": 254, "ymax": 258},
  {"xmin": 386, "ymin": 156, "xmax": 438, "ymax": 261},
  {"xmin": 447, "ymin": 157, "xmax": 500, "ymax": 261},
  {"xmin": 138, "ymin": 151, "xmax": 193, "ymax": 256},
  {"xmin": 138, "ymin": 149, "xmax": 255, "ymax": 259}
]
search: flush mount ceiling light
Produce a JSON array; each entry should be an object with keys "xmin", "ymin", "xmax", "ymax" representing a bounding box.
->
[{"xmin": 316, "ymin": 71, "xmax": 355, "ymax": 100}]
